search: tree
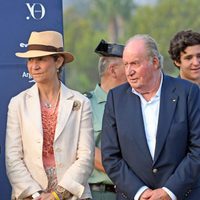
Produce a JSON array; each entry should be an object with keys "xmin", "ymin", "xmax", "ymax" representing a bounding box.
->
[
  {"xmin": 63, "ymin": 6, "xmax": 107, "ymax": 92},
  {"xmin": 126, "ymin": 0, "xmax": 200, "ymax": 75},
  {"xmin": 90, "ymin": 0, "xmax": 135, "ymax": 42},
  {"xmin": 63, "ymin": 1, "xmax": 135, "ymax": 92},
  {"xmin": 63, "ymin": 0, "xmax": 200, "ymax": 92}
]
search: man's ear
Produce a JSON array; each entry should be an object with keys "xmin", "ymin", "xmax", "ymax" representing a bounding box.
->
[
  {"xmin": 108, "ymin": 64, "xmax": 117, "ymax": 78},
  {"xmin": 174, "ymin": 61, "xmax": 181, "ymax": 69},
  {"xmin": 152, "ymin": 57, "xmax": 160, "ymax": 69}
]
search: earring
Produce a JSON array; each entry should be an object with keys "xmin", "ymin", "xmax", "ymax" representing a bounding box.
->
[{"xmin": 56, "ymin": 68, "xmax": 59, "ymax": 72}]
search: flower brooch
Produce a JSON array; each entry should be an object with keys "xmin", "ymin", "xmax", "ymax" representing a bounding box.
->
[{"xmin": 72, "ymin": 100, "xmax": 81, "ymax": 111}]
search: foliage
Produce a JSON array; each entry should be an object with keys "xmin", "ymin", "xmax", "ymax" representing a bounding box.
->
[
  {"xmin": 63, "ymin": 0, "xmax": 200, "ymax": 92},
  {"xmin": 63, "ymin": 7, "xmax": 104, "ymax": 92},
  {"xmin": 63, "ymin": 0, "xmax": 135, "ymax": 92},
  {"xmin": 90, "ymin": 0, "xmax": 135, "ymax": 42},
  {"xmin": 126, "ymin": 0, "xmax": 200, "ymax": 76}
]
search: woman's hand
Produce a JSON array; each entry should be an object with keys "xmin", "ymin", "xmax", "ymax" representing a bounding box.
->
[{"xmin": 35, "ymin": 192, "xmax": 55, "ymax": 200}]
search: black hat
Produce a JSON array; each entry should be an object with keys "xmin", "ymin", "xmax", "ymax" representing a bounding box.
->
[{"xmin": 95, "ymin": 39, "xmax": 124, "ymax": 57}]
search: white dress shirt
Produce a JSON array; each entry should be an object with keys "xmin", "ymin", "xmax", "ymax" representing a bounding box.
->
[{"xmin": 132, "ymin": 75, "xmax": 177, "ymax": 200}]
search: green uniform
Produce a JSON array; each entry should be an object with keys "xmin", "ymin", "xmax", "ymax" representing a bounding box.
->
[{"xmin": 87, "ymin": 84, "xmax": 116, "ymax": 200}]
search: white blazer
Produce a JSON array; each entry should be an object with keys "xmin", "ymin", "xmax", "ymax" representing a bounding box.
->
[{"xmin": 6, "ymin": 82, "xmax": 94, "ymax": 200}]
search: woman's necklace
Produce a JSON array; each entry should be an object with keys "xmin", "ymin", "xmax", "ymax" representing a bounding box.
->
[
  {"xmin": 44, "ymin": 102, "xmax": 52, "ymax": 109},
  {"xmin": 41, "ymin": 88, "xmax": 60, "ymax": 112}
]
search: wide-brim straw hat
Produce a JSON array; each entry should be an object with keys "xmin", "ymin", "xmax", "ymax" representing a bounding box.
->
[{"xmin": 16, "ymin": 31, "xmax": 74, "ymax": 64}]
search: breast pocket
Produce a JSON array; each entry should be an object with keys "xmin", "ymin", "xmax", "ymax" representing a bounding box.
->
[{"xmin": 168, "ymin": 121, "xmax": 188, "ymax": 141}]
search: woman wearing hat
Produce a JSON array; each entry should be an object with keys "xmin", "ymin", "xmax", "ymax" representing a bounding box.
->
[{"xmin": 5, "ymin": 31, "xmax": 94, "ymax": 200}]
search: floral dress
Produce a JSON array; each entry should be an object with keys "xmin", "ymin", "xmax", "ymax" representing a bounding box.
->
[{"xmin": 41, "ymin": 103, "xmax": 59, "ymax": 192}]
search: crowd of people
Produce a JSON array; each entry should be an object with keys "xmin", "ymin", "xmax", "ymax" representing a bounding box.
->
[{"xmin": 5, "ymin": 29, "xmax": 200, "ymax": 200}]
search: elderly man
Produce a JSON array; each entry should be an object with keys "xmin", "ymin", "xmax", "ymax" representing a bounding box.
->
[
  {"xmin": 101, "ymin": 34, "xmax": 200, "ymax": 200},
  {"xmin": 87, "ymin": 39, "xmax": 127, "ymax": 200}
]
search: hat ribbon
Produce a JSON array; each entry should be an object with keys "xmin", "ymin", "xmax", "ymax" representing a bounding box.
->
[{"xmin": 28, "ymin": 44, "xmax": 63, "ymax": 52}]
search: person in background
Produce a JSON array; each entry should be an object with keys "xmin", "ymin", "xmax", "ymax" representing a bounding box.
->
[
  {"xmin": 86, "ymin": 39, "xmax": 127, "ymax": 200},
  {"xmin": 6, "ymin": 30, "xmax": 94, "ymax": 200},
  {"xmin": 168, "ymin": 30, "xmax": 200, "ymax": 86},
  {"xmin": 101, "ymin": 34, "xmax": 200, "ymax": 200}
]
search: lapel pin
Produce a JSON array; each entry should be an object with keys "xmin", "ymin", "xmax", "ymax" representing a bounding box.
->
[{"xmin": 72, "ymin": 100, "xmax": 81, "ymax": 111}]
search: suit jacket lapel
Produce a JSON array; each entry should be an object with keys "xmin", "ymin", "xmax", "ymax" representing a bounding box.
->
[
  {"xmin": 26, "ymin": 84, "xmax": 43, "ymax": 136},
  {"xmin": 54, "ymin": 83, "xmax": 74, "ymax": 141},
  {"xmin": 126, "ymin": 87, "xmax": 153, "ymax": 164},
  {"xmin": 153, "ymin": 76, "xmax": 178, "ymax": 164}
]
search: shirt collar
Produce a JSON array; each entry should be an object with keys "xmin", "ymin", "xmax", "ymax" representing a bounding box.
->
[
  {"xmin": 179, "ymin": 74, "xmax": 200, "ymax": 88},
  {"xmin": 94, "ymin": 84, "xmax": 107, "ymax": 103}
]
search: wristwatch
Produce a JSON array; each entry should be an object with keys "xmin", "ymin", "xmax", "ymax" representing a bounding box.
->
[
  {"xmin": 56, "ymin": 185, "xmax": 65, "ymax": 194},
  {"xmin": 56, "ymin": 186, "xmax": 71, "ymax": 199},
  {"xmin": 32, "ymin": 191, "xmax": 41, "ymax": 199}
]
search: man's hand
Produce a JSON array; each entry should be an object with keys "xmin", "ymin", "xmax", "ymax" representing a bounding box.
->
[
  {"xmin": 139, "ymin": 188, "xmax": 172, "ymax": 200},
  {"xmin": 95, "ymin": 147, "xmax": 105, "ymax": 172},
  {"xmin": 148, "ymin": 188, "xmax": 171, "ymax": 200},
  {"xmin": 35, "ymin": 192, "xmax": 55, "ymax": 200},
  {"xmin": 139, "ymin": 188, "xmax": 153, "ymax": 200}
]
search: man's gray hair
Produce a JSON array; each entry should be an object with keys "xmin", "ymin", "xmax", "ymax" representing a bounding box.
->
[
  {"xmin": 126, "ymin": 34, "xmax": 164, "ymax": 68},
  {"xmin": 98, "ymin": 56, "xmax": 121, "ymax": 77}
]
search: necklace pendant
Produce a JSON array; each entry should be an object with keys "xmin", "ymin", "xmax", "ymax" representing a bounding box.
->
[{"xmin": 45, "ymin": 103, "xmax": 52, "ymax": 108}]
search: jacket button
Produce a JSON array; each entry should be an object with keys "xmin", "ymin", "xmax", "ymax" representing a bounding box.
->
[
  {"xmin": 152, "ymin": 168, "xmax": 158, "ymax": 173},
  {"xmin": 122, "ymin": 193, "xmax": 127, "ymax": 198}
]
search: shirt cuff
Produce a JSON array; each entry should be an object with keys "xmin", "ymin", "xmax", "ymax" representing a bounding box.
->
[
  {"xmin": 134, "ymin": 186, "xmax": 148, "ymax": 200},
  {"xmin": 162, "ymin": 187, "xmax": 177, "ymax": 200}
]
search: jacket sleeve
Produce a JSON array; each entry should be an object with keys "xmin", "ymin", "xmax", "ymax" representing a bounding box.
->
[
  {"xmin": 101, "ymin": 91, "xmax": 145, "ymax": 199},
  {"xmin": 164, "ymin": 84, "xmax": 200, "ymax": 199},
  {"xmin": 6, "ymin": 98, "xmax": 42, "ymax": 199}
]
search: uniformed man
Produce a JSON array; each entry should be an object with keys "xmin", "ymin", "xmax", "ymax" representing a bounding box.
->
[{"xmin": 86, "ymin": 40, "xmax": 127, "ymax": 200}]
